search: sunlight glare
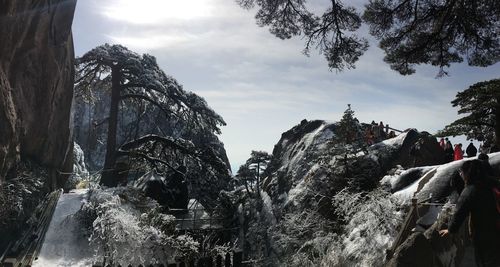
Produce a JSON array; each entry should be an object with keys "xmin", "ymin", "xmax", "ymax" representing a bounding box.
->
[{"xmin": 103, "ymin": 0, "xmax": 213, "ymax": 24}]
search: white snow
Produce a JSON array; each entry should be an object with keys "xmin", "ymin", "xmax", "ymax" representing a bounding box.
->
[
  {"xmin": 33, "ymin": 189, "xmax": 93, "ymax": 267},
  {"xmin": 391, "ymin": 167, "xmax": 438, "ymax": 203},
  {"xmin": 281, "ymin": 122, "xmax": 327, "ymax": 176},
  {"xmin": 261, "ymin": 191, "xmax": 277, "ymax": 225},
  {"xmin": 380, "ymin": 132, "xmax": 407, "ymax": 147},
  {"xmin": 286, "ymin": 179, "xmax": 307, "ymax": 207}
]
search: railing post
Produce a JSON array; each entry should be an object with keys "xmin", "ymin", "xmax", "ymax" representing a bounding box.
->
[
  {"xmin": 216, "ymin": 255, "xmax": 223, "ymax": 267},
  {"xmin": 193, "ymin": 209, "xmax": 197, "ymax": 230},
  {"xmin": 225, "ymin": 253, "xmax": 231, "ymax": 267},
  {"xmin": 233, "ymin": 251, "xmax": 242, "ymax": 267}
]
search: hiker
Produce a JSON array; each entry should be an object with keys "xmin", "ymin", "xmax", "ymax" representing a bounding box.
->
[
  {"xmin": 378, "ymin": 121, "xmax": 386, "ymax": 139},
  {"xmin": 490, "ymin": 144, "xmax": 500, "ymax": 153},
  {"xmin": 444, "ymin": 141, "xmax": 454, "ymax": 163},
  {"xmin": 467, "ymin": 142, "xmax": 478, "ymax": 158},
  {"xmin": 439, "ymin": 138, "xmax": 446, "ymax": 150},
  {"xmin": 385, "ymin": 124, "xmax": 390, "ymax": 134},
  {"xmin": 478, "ymin": 153, "xmax": 498, "ymax": 178},
  {"xmin": 409, "ymin": 138, "xmax": 424, "ymax": 167},
  {"xmin": 372, "ymin": 124, "xmax": 380, "ymax": 141},
  {"xmin": 365, "ymin": 127, "xmax": 374, "ymax": 145},
  {"xmin": 454, "ymin": 143, "xmax": 464, "ymax": 161},
  {"xmin": 439, "ymin": 160, "xmax": 500, "ymax": 267}
]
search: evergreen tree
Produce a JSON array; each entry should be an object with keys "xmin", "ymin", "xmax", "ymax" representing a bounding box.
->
[
  {"xmin": 438, "ymin": 79, "xmax": 500, "ymax": 145},
  {"xmin": 337, "ymin": 104, "xmax": 360, "ymax": 144},
  {"xmin": 75, "ymin": 44, "xmax": 227, "ymax": 187},
  {"xmin": 237, "ymin": 0, "xmax": 499, "ymax": 75},
  {"xmin": 237, "ymin": 151, "xmax": 272, "ymax": 196}
]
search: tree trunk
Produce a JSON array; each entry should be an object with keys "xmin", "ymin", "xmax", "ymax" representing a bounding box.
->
[
  {"xmin": 100, "ymin": 67, "xmax": 121, "ymax": 187},
  {"xmin": 495, "ymin": 95, "xmax": 500, "ymax": 148}
]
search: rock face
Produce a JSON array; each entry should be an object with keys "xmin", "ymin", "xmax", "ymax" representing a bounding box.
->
[
  {"xmin": 385, "ymin": 153, "xmax": 500, "ymax": 266},
  {"xmin": 262, "ymin": 120, "xmax": 445, "ymax": 215},
  {"xmin": 0, "ymin": 0, "xmax": 76, "ymax": 186}
]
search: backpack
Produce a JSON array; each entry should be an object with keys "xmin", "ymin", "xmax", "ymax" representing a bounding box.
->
[{"xmin": 493, "ymin": 186, "xmax": 500, "ymax": 230}]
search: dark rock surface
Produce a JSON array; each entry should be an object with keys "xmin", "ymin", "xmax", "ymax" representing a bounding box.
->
[
  {"xmin": 0, "ymin": 0, "xmax": 77, "ymax": 187},
  {"xmin": 387, "ymin": 206, "xmax": 471, "ymax": 267}
]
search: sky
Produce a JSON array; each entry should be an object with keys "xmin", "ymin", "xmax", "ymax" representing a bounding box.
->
[{"xmin": 72, "ymin": 0, "xmax": 499, "ymax": 172}]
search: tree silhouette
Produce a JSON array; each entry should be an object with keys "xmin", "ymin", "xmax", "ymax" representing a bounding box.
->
[
  {"xmin": 438, "ymin": 79, "xmax": 500, "ymax": 146},
  {"xmin": 237, "ymin": 0, "xmax": 499, "ymax": 75},
  {"xmin": 237, "ymin": 151, "xmax": 272, "ymax": 196},
  {"xmin": 76, "ymin": 44, "xmax": 226, "ymax": 187}
]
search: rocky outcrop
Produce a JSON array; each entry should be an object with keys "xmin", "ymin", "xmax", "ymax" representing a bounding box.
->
[
  {"xmin": 385, "ymin": 153, "xmax": 500, "ymax": 266},
  {"xmin": 262, "ymin": 120, "xmax": 445, "ymax": 215},
  {"xmin": 0, "ymin": 0, "xmax": 77, "ymax": 187},
  {"xmin": 387, "ymin": 206, "xmax": 472, "ymax": 267}
]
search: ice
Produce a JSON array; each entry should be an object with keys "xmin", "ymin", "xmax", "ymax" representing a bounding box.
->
[{"xmin": 33, "ymin": 189, "xmax": 93, "ymax": 267}]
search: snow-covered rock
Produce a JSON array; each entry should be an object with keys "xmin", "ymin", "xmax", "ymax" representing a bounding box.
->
[
  {"xmin": 263, "ymin": 120, "xmax": 445, "ymax": 214},
  {"xmin": 64, "ymin": 142, "xmax": 89, "ymax": 190},
  {"xmin": 244, "ymin": 119, "xmax": 446, "ymax": 266},
  {"xmin": 386, "ymin": 152, "xmax": 500, "ymax": 266}
]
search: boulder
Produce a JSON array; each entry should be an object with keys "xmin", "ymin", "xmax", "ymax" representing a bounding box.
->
[{"xmin": 388, "ymin": 206, "xmax": 472, "ymax": 267}]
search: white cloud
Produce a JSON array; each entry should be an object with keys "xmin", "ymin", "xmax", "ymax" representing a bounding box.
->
[
  {"xmin": 102, "ymin": 0, "xmax": 214, "ymax": 24},
  {"xmin": 73, "ymin": 0, "xmax": 500, "ymax": 172}
]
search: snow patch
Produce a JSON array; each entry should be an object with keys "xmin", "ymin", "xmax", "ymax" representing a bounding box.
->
[{"xmin": 33, "ymin": 189, "xmax": 93, "ymax": 267}]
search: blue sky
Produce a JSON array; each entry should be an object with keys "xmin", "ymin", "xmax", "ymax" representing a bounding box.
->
[{"xmin": 72, "ymin": 0, "xmax": 500, "ymax": 171}]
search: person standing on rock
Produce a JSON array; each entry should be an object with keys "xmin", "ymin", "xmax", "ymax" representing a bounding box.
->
[
  {"xmin": 445, "ymin": 140, "xmax": 454, "ymax": 163},
  {"xmin": 439, "ymin": 160, "xmax": 500, "ymax": 267},
  {"xmin": 467, "ymin": 142, "xmax": 478, "ymax": 158},
  {"xmin": 409, "ymin": 138, "xmax": 424, "ymax": 167},
  {"xmin": 454, "ymin": 143, "xmax": 464, "ymax": 161},
  {"xmin": 439, "ymin": 138, "xmax": 446, "ymax": 150}
]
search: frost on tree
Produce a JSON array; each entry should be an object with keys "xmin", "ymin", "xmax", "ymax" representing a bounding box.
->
[{"xmin": 75, "ymin": 44, "xmax": 227, "ymax": 187}]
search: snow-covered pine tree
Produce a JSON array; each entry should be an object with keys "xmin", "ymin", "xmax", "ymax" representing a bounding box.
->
[
  {"xmin": 75, "ymin": 44, "xmax": 228, "ymax": 187},
  {"xmin": 324, "ymin": 104, "xmax": 365, "ymax": 180},
  {"xmin": 337, "ymin": 104, "xmax": 361, "ymax": 145}
]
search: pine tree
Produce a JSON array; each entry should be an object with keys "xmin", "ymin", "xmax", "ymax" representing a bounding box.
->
[
  {"xmin": 337, "ymin": 104, "xmax": 360, "ymax": 145},
  {"xmin": 329, "ymin": 104, "xmax": 364, "ymax": 179},
  {"xmin": 438, "ymin": 79, "xmax": 500, "ymax": 145},
  {"xmin": 237, "ymin": 0, "xmax": 500, "ymax": 75},
  {"xmin": 75, "ymin": 44, "xmax": 227, "ymax": 187},
  {"xmin": 236, "ymin": 151, "xmax": 272, "ymax": 196}
]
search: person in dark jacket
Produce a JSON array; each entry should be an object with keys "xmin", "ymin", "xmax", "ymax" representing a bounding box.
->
[
  {"xmin": 467, "ymin": 142, "xmax": 478, "ymax": 158},
  {"xmin": 439, "ymin": 160, "xmax": 500, "ymax": 267},
  {"xmin": 478, "ymin": 153, "xmax": 498, "ymax": 178},
  {"xmin": 444, "ymin": 141, "xmax": 454, "ymax": 163}
]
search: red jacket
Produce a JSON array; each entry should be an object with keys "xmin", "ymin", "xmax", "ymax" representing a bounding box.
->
[{"xmin": 454, "ymin": 146, "xmax": 463, "ymax": 161}]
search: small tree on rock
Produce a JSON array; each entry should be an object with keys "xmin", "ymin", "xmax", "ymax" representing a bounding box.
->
[
  {"xmin": 237, "ymin": 151, "xmax": 272, "ymax": 196},
  {"xmin": 438, "ymin": 79, "xmax": 500, "ymax": 146}
]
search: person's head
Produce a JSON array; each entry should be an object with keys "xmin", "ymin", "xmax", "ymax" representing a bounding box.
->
[
  {"xmin": 459, "ymin": 160, "xmax": 484, "ymax": 185},
  {"xmin": 459, "ymin": 143, "xmax": 462, "ymax": 148},
  {"xmin": 477, "ymin": 153, "xmax": 489, "ymax": 162},
  {"xmin": 445, "ymin": 137, "xmax": 449, "ymax": 141},
  {"xmin": 440, "ymin": 138, "xmax": 444, "ymax": 141}
]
